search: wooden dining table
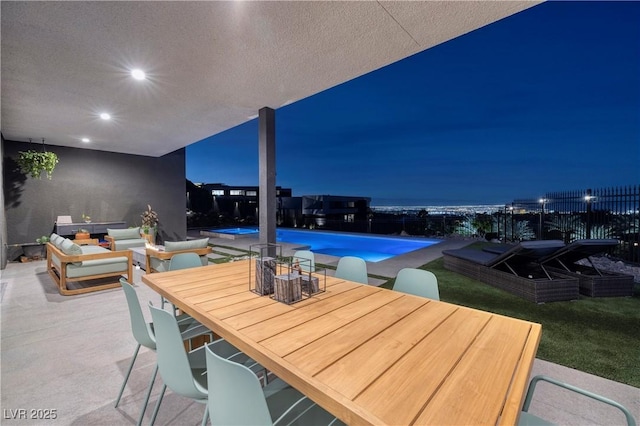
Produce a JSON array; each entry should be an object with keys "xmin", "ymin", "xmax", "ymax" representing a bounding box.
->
[{"xmin": 142, "ymin": 259, "xmax": 541, "ymax": 425}]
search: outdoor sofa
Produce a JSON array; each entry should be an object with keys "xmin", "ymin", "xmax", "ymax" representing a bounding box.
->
[
  {"xmin": 538, "ymin": 239, "xmax": 634, "ymax": 297},
  {"xmin": 104, "ymin": 227, "xmax": 147, "ymax": 250},
  {"xmin": 46, "ymin": 233, "xmax": 132, "ymax": 296},
  {"xmin": 145, "ymin": 238, "xmax": 212, "ymax": 273},
  {"xmin": 442, "ymin": 240, "xmax": 579, "ymax": 303}
]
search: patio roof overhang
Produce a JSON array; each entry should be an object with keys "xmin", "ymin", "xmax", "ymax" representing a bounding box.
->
[{"xmin": 1, "ymin": 1, "xmax": 541, "ymax": 157}]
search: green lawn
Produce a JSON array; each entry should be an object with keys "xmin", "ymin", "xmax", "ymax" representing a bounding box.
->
[{"xmin": 382, "ymin": 256, "xmax": 640, "ymax": 388}]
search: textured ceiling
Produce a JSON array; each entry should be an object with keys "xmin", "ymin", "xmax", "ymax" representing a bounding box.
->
[{"xmin": 1, "ymin": 1, "xmax": 540, "ymax": 157}]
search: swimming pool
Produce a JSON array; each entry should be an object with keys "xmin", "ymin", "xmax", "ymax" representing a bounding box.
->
[
  {"xmin": 206, "ymin": 227, "xmax": 439, "ymax": 262},
  {"xmin": 212, "ymin": 227, "xmax": 259, "ymax": 236}
]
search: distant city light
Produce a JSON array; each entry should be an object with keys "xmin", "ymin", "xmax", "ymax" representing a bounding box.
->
[{"xmin": 370, "ymin": 205, "xmax": 505, "ymax": 215}]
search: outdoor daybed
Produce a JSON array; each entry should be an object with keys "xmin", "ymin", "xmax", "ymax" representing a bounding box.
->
[
  {"xmin": 442, "ymin": 240, "xmax": 579, "ymax": 303},
  {"xmin": 47, "ymin": 233, "xmax": 133, "ymax": 296},
  {"xmin": 538, "ymin": 239, "xmax": 634, "ymax": 297}
]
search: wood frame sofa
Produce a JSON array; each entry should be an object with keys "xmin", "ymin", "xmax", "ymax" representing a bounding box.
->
[
  {"xmin": 46, "ymin": 233, "xmax": 132, "ymax": 296},
  {"xmin": 145, "ymin": 238, "xmax": 212, "ymax": 273},
  {"xmin": 103, "ymin": 226, "xmax": 147, "ymax": 251}
]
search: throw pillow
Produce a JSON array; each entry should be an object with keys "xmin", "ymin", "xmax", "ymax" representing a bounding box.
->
[{"xmin": 60, "ymin": 239, "xmax": 82, "ymax": 256}]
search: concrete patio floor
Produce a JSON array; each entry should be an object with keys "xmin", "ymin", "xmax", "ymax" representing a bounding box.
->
[{"xmin": 1, "ymin": 234, "xmax": 638, "ymax": 425}]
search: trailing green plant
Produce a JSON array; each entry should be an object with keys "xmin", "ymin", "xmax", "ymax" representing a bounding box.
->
[
  {"xmin": 17, "ymin": 150, "xmax": 58, "ymax": 179},
  {"xmin": 35, "ymin": 235, "xmax": 50, "ymax": 244}
]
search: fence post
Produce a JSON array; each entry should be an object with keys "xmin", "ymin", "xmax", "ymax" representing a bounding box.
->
[
  {"xmin": 539, "ymin": 198, "xmax": 546, "ymax": 240},
  {"xmin": 585, "ymin": 188, "xmax": 592, "ymax": 239},
  {"xmin": 503, "ymin": 205, "xmax": 508, "ymax": 242}
]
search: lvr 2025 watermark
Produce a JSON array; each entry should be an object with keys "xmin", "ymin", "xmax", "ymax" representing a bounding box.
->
[{"xmin": 3, "ymin": 409, "xmax": 57, "ymax": 420}]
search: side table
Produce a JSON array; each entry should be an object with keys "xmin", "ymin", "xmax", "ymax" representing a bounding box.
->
[
  {"xmin": 130, "ymin": 246, "xmax": 165, "ymax": 271},
  {"xmin": 129, "ymin": 247, "xmax": 147, "ymax": 270}
]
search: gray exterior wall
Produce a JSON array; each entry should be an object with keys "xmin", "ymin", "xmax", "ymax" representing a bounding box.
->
[
  {"xmin": 1, "ymin": 135, "xmax": 7, "ymax": 268},
  {"xmin": 2, "ymin": 139, "xmax": 186, "ymax": 262}
]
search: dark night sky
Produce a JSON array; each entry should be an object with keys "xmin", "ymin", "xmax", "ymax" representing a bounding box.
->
[{"xmin": 187, "ymin": 1, "xmax": 640, "ymax": 206}]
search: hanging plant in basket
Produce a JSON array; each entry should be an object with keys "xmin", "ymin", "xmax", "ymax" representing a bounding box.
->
[{"xmin": 17, "ymin": 138, "xmax": 59, "ymax": 179}]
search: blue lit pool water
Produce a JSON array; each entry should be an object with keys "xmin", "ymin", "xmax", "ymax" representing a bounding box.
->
[
  {"xmin": 213, "ymin": 227, "xmax": 260, "ymax": 235},
  {"xmin": 209, "ymin": 228, "xmax": 439, "ymax": 262}
]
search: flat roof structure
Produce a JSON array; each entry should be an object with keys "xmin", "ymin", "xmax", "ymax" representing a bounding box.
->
[{"xmin": 1, "ymin": 1, "xmax": 541, "ymax": 156}]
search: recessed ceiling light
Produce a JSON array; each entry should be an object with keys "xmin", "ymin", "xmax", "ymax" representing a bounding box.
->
[
  {"xmin": 81, "ymin": 138, "xmax": 90, "ymax": 143},
  {"xmin": 131, "ymin": 69, "xmax": 146, "ymax": 80},
  {"xmin": 100, "ymin": 113, "xmax": 111, "ymax": 120}
]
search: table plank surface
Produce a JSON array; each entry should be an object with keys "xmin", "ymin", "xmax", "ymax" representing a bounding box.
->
[{"xmin": 142, "ymin": 259, "xmax": 541, "ymax": 425}]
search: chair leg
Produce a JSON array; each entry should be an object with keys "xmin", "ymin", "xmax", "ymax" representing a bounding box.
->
[
  {"xmin": 161, "ymin": 295, "xmax": 181, "ymax": 317},
  {"xmin": 149, "ymin": 384, "xmax": 167, "ymax": 426},
  {"xmin": 115, "ymin": 344, "xmax": 141, "ymax": 407},
  {"xmin": 136, "ymin": 364, "xmax": 158, "ymax": 426},
  {"xmin": 201, "ymin": 404, "xmax": 209, "ymax": 426}
]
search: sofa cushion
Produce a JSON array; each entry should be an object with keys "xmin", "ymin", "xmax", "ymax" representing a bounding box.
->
[
  {"xmin": 79, "ymin": 245, "xmax": 125, "ymax": 266},
  {"xmin": 50, "ymin": 233, "xmax": 64, "ymax": 248},
  {"xmin": 66, "ymin": 257, "xmax": 129, "ymax": 278},
  {"xmin": 165, "ymin": 238, "xmax": 209, "ymax": 252},
  {"xmin": 49, "ymin": 244, "xmax": 129, "ymax": 278},
  {"xmin": 60, "ymin": 238, "xmax": 83, "ymax": 265},
  {"xmin": 51, "ymin": 234, "xmax": 63, "ymax": 248},
  {"xmin": 79, "ymin": 245, "xmax": 110, "ymax": 256},
  {"xmin": 60, "ymin": 238, "xmax": 82, "ymax": 256},
  {"xmin": 113, "ymin": 238, "xmax": 147, "ymax": 250},
  {"xmin": 108, "ymin": 227, "xmax": 141, "ymax": 240}
]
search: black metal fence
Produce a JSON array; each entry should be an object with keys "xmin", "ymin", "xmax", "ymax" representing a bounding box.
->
[{"xmin": 511, "ymin": 185, "xmax": 639, "ymax": 262}]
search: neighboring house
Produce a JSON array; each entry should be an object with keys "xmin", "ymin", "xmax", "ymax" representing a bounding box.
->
[{"xmin": 192, "ymin": 183, "xmax": 370, "ymax": 229}]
